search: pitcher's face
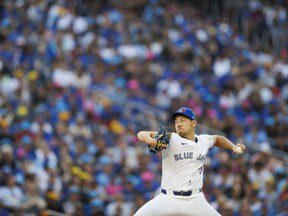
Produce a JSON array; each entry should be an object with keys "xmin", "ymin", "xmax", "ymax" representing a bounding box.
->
[{"xmin": 174, "ymin": 115, "xmax": 196, "ymax": 137}]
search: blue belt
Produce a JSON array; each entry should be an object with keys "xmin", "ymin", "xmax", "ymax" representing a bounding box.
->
[{"xmin": 161, "ymin": 188, "xmax": 202, "ymax": 196}]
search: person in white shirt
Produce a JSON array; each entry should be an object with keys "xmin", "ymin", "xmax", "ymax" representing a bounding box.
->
[
  {"xmin": 134, "ymin": 107, "xmax": 246, "ymax": 216},
  {"xmin": 0, "ymin": 174, "xmax": 24, "ymax": 210}
]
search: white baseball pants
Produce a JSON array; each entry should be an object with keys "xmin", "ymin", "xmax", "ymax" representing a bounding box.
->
[{"xmin": 134, "ymin": 192, "xmax": 221, "ymax": 216}]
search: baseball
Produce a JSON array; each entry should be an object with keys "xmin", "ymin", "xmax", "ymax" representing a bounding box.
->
[{"xmin": 235, "ymin": 146, "xmax": 243, "ymax": 154}]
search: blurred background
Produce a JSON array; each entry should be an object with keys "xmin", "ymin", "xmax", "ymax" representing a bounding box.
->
[{"xmin": 0, "ymin": 0, "xmax": 287, "ymax": 215}]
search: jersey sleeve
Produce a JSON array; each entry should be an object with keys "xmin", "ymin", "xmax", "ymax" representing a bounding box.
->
[
  {"xmin": 167, "ymin": 132, "xmax": 176, "ymax": 150},
  {"xmin": 170, "ymin": 132, "xmax": 176, "ymax": 142},
  {"xmin": 202, "ymin": 134, "xmax": 215, "ymax": 149},
  {"xmin": 161, "ymin": 132, "xmax": 176, "ymax": 158}
]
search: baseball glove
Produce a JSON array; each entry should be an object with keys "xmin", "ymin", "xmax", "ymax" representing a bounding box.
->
[{"xmin": 148, "ymin": 126, "xmax": 172, "ymax": 154}]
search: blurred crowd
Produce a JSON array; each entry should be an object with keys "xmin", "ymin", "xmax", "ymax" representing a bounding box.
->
[{"xmin": 0, "ymin": 0, "xmax": 287, "ymax": 215}]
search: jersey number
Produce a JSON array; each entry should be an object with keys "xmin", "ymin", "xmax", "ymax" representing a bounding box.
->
[{"xmin": 198, "ymin": 166, "xmax": 203, "ymax": 174}]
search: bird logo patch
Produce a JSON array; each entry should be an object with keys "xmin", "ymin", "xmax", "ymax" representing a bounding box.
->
[{"xmin": 178, "ymin": 108, "xmax": 186, "ymax": 113}]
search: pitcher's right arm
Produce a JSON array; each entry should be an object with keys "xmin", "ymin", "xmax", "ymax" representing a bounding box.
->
[{"xmin": 137, "ymin": 131, "xmax": 158, "ymax": 148}]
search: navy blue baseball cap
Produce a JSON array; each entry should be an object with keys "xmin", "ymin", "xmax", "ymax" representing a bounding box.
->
[{"xmin": 172, "ymin": 107, "xmax": 196, "ymax": 120}]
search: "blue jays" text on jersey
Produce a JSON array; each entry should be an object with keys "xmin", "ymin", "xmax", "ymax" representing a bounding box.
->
[{"xmin": 174, "ymin": 152, "xmax": 193, "ymax": 161}]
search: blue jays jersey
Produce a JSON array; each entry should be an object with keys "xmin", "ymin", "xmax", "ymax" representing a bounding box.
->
[{"xmin": 161, "ymin": 133, "xmax": 215, "ymax": 191}]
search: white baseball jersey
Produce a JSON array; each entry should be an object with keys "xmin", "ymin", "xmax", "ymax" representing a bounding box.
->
[
  {"xmin": 134, "ymin": 132, "xmax": 221, "ymax": 216},
  {"xmin": 161, "ymin": 132, "xmax": 215, "ymax": 191}
]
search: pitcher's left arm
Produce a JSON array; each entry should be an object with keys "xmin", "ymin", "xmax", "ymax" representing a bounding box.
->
[{"xmin": 212, "ymin": 135, "xmax": 246, "ymax": 154}]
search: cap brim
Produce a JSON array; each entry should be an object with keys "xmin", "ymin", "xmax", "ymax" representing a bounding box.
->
[{"xmin": 172, "ymin": 112, "xmax": 192, "ymax": 120}]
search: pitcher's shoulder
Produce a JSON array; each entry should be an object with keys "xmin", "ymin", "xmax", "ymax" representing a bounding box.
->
[
  {"xmin": 197, "ymin": 134, "xmax": 215, "ymax": 148},
  {"xmin": 197, "ymin": 134, "xmax": 212, "ymax": 138},
  {"xmin": 171, "ymin": 132, "xmax": 180, "ymax": 139}
]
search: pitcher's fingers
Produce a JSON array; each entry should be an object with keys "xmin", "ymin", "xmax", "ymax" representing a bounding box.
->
[{"xmin": 157, "ymin": 134, "xmax": 164, "ymax": 139}]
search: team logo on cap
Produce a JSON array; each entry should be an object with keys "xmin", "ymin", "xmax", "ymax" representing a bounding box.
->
[{"xmin": 178, "ymin": 108, "xmax": 186, "ymax": 113}]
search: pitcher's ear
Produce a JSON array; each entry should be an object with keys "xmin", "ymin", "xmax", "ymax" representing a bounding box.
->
[{"xmin": 192, "ymin": 120, "xmax": 197, "ymax": 126}]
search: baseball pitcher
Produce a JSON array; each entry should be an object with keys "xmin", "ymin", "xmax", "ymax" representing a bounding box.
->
[{"xmin": 134, "ymin": 107, "xmax": 246, "ymax": 216}]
